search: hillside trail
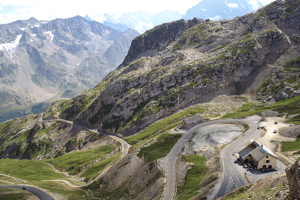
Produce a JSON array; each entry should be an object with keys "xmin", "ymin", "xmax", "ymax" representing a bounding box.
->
[
  {"xmin": 38, "ymin": 113, "xmax": 131, "ymax": 188},
  {"xmin": 0, "ymin": 173, "xmax": 26, "ymax": 183}
]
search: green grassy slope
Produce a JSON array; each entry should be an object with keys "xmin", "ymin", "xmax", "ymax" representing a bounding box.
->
[{"xmin": 45, "ymin": 143, "xmax": 120, "ymax": 175}]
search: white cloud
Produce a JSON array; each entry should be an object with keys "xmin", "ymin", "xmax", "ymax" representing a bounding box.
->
[
  {"xmin": 226, "ymin": 3, "xmax": 239, "ymax": 9},
  {"xmin": 259, "ymin": 0, "xmax": 276, "ymax": 5},
  {"xmin": 247, "ymin": 0, "xmax": 262, "ymax": 10},
  {"xmin": 209, "ymin": 15, "xmax": 222, "ymax": 20},
  {"xmin": 0, "ymin": 5, "xmax": 2, "ymax": 11}
]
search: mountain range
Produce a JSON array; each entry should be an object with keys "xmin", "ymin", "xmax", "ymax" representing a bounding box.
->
[
  {"xmin": 86, "ymin": 0, "xmax": 264, "ymax": 33},
  {"xmin": 87, "ymin": 10, "xmax": 184, "ymax": 33},
  {"xmin": 182, "ymin": 0, "xmax": 263, "ymax": 20},
  {"xmin": 0, "ymin": 16, "xmax": 139, "ymax": 122}
]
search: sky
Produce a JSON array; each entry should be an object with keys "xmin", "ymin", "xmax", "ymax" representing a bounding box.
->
[{"xmin": 0, "ymin": 0, "xmax": 275, "ymax": 24}]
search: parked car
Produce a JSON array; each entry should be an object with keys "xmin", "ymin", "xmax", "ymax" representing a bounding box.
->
[
  {"xmin": 274, "ymin": 121, "xmax": 278, "ymax": 124},
  {"xmin": 270, "ymin": 168, "xmax": 277, "ymax": 172},
  {"xmin": 23, "ymin": 186, "xmax": 28, "ymax": 190},
  {"xmin": 273, "ymin": 128, "xmax": 277, "ymax": 133},
  {"xmin": 289, "ymin": 124, "xmax": 294, "ymax": 127}
]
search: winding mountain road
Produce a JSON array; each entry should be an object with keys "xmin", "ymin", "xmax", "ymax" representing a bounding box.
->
[
  {"xmin": 162, "ymin": 119, "xmax": 260, "ymax": 200},
  {"xmin": 0, "ymin": 113, "xmax": 131, "ymax": 199},
  {"xmin": 42, "ymin": 114, "xmax": 131, "ymax": 186},
  {"xmin": 0, "ymin": 185, "xmax": 54, "ymax": 200},
  {"xmin": 42, "ymin": 114, "xmax": 130, "ymax": 158}
]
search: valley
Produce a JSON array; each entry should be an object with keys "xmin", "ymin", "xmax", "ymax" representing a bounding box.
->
[{"xmin": 1, "ymin": 0, "xmax": 300, "ymax": 199}]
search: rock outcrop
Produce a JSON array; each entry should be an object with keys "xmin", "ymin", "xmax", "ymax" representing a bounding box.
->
[
  {"xmin": 279, "ymin": 126, "xmax": 300, "ymax": 138},
  {"xmin": 118, "ymin": 18, "xmax": 203, "ymax": 69},
  {"xmin": 285, "ymin": 161, "xmax": 300, "ymax": 200}
]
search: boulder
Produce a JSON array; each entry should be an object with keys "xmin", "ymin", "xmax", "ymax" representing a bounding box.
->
[
  {"xmin": 258, "ymin": 110, "xmax": 279, "ymax": 117},
  {"xmin": 274, "ymin": 91, "xmax": 287, "ymax": 102},
  {"xmin": 290, "ymin": 90, "xmax": 300, "ymax": 98},
  {"xmin": 285, "ymin": 161, "xmax": 300, "ymax": 200},
  {"xmin": 279, "ymin": 125, "xmax": 300, "ymax": 138}
]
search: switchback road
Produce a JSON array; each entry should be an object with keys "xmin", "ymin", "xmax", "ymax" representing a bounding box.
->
[{"xmin": 162, "ymin": 119, "xmax": 260, "ymax": 200}]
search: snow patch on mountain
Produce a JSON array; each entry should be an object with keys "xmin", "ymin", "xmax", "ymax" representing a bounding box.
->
[
  {"xmin": 31, "ymin": 24, "xmax": 40, "ymax": 28},
  {"xmin": 93, "ymin": 13, "xmax": 120, "ymax": 24},
  {"xmin": 44, "ymin": 31, "xmax": 55, "ymax": 41},
  {"xmin": 0, "ymin": 34, "xmax": 22, "ymax": 58}
]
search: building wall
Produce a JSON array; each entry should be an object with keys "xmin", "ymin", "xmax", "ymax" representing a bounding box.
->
[{"xmin": 257, "ymin": 154, "xmax": 277, "ymax": 169}]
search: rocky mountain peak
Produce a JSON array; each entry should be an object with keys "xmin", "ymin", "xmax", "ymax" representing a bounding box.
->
[{"xmin": 118, "ymin": 17, "xmax": 203, "ymax": 69}]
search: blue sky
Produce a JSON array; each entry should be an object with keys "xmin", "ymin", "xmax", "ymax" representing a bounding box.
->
[{"xmin": 0, "ymin": 0, "xmax": 275, "ymax": 24}]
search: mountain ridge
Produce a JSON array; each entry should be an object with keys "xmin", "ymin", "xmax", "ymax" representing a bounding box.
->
[{"xmin": 0, "ymin": 15, "xmax": 139, "ymax": 123}]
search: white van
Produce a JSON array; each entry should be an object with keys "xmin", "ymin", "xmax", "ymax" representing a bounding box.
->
[{"xmin": 273, "ymin": 128, "xmax": 277, "ymax": 133}]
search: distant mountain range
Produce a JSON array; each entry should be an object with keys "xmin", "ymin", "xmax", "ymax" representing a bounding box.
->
[
  {"xmin": 86, "ymin": 0, "xmax": 264, "ymax": 33},
  {"xmin": 86, "ymin": 10, "xmax": 183, "ymax": 33},
  {"xmin": 182, "ymin": 0, "xmax": 263, "ymax": 20},
  {"xmin": 0, "ymin": 16, "xmax": 139, "ymax": 122}
]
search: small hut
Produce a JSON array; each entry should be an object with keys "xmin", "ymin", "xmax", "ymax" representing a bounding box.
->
[{"xmin": 182, "ymin": 115, "xmax": 203, "ymax": 129}]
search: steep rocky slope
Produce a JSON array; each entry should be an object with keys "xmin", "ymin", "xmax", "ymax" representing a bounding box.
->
[
  {"xmin": 0, "ymin": 16, "xmax": 139, "ymax": 122},
  {"xmin": 46, "ymin": 0, "xmax": 300, "ymax": 138}
]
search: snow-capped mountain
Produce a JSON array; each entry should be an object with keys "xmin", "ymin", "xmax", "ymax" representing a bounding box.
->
[
  {"xmin": 86, "ymin": 14, "xmax": 130, "ymax": 32},
  {"xmin": 182, "ymin": 0, "xmax": 263, "ymax": 20},
  {"xmin": 0, "ymin": 16, "xmax": 139, "ymax": 122},
  {"xmin": 88, "ymin": 10, "xmax": 183, "ymax": 33}
]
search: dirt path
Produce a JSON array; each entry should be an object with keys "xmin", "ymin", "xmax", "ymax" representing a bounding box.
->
[
  {"xmin": 0, "ymin": 173, "xmax": 26, "ymax": 183},
  {"xmin": 38, "ymin": 113, "xmax": 131, "ymax": 188}
]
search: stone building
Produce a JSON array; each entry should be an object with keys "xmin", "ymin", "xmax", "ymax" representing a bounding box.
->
[
  {"xmin": 238, "ymin": 141, "xmax": 278, "ymax": 170},
  {"xmin": 182, "ymin": 115, "xmax": 202, "ymax": 129}
]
